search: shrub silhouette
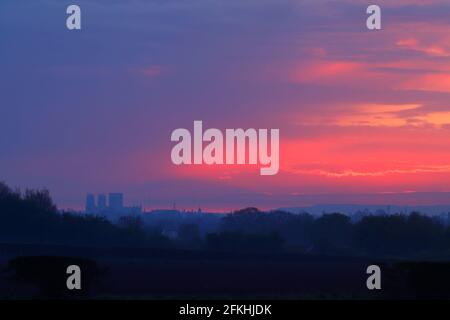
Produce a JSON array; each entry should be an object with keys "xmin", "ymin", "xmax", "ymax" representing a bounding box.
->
[
  {"xmin": 0, "ymin": 181, "xmax": 171, "ymax": 247},
  {"xmin": 4, "ymin": 256, "xmax": 104, "ymax": 298}
]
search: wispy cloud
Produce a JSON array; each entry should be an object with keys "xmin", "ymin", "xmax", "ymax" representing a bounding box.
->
[
  {"xmin": 286, "ymin": 165, "xmax": 450, "ymax": 178},
  {"xmin": 397, "ymin": 38, "xmax": 450, "ymax": 57}
]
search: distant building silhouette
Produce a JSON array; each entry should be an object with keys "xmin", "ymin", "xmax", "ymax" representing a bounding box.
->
[
  {"xmin": 85, "ymin": 194, "xmax": 96, "ymax": 213},
  {"xmin": 85, "ymin": 193, "xmax": 141, "ymax": 216},
  {"xmin": 98, "ymin": 194, "xmax": 107, "ymax": 210},
  {"xmin": 109, "ymin": 193, "xmax": 124, "ymax": 211}
]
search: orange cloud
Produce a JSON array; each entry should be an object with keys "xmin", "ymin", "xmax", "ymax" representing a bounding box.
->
[
  {"xmin": 288, "ymin": 60, "xmax": 364, "ymax": 84},
  {"xmin": 337, "ymin": 103, "xmax": 423, "ymax": 127},
  {"xmin": 287, "ymin": 165, "xmax": 450, "ymax": 178},
  {"xmin": 401, "ymin": 73, "xmax": 450, "ymax": 93},
  {"xmin": 415, "ymin": 112, "xmax": 450, "ymax": 127},
  {"xmin": 397, "ymin": 38, "xmax": 450, "ymax": 57},
  {"xmin": 288, "ymin": 57, "xmax": 450, "ymax": 94},
  {"xmin": 359, "ymin": 104, "xmax": 421, "ymax": 114},
  {"xmin": 296, "ymin": 101, "xmax": 450, "ymax": 128}
]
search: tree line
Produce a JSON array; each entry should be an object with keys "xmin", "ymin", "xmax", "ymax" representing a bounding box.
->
[{"xmin": 1, "ymin": 182, "xmax": 450, "ymax": 259}]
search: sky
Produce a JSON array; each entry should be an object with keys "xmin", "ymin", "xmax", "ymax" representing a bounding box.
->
[{"xmin": 2, "ymin": 0, "xmax": 450, "ymax": 211}]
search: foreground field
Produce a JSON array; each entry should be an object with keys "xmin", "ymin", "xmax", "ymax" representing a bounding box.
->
[{"xmin": 1, "ymin": 243, "xmax": 449, "ymax": 299}]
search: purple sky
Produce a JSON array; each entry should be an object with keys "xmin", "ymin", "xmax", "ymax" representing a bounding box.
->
[{"xmin": 2, "ymin": 0, "xmax": 450, "ymax": 211}]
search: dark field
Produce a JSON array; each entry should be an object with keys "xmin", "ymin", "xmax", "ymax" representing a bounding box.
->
[{"xmin": 1, "ymin": 243, "xmax": 449, "ymax": 299}]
